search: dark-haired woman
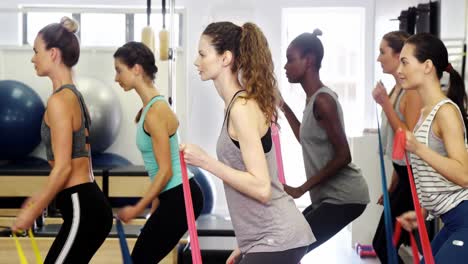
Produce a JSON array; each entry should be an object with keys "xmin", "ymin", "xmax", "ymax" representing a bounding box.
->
[
  {"xmin": 396, "ymin": 33, "xmax": 468, "ymax": 263},
  {"xmin": 181, "ymin": 22, "xmax": 314, "ymax": 264},
  {"xmin": 12, "ymin": 17, "xmax": 113, "ymax": 263},
  {"xmin": 114, "ymin": 41, "xmax": 204, "ymax": 263},
  {"xmin": 281, "ymin": 29, "xmax": 369, "ymax": 252},
  {"xmin": 371, "ymin": 31, "xmax": 422, "ymax": 264}
]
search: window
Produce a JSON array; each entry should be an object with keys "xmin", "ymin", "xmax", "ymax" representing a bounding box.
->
[
  {"xmin": 280, "ymin": 7, "xmax": 367, "ymax": 208},
  {"xmin": 22, "ymin": 7, "xmax": 183, "ymax": 48},
  {"xmin": 80, "ymin": 13, "xmax": 126, "ymax": 46},
  {"xmin": 27, "ymin": 12, "xmax": 72, "ymax": 45}
]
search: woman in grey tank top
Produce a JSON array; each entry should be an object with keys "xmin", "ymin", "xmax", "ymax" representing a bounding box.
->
[
  {"xmin": 281, "ymin": 29, "xmax": 369, "ymax": 253},
  {"xmin": 12, "ymin": 17, "xmax": 112, "ymax": 263},
  {"xmin": 372, "ymin": 31, "xmax": 422, "ymax": 264},
  {"xmin": 181, "ymin": 22, "xmax": 314, "ymax": 264}
]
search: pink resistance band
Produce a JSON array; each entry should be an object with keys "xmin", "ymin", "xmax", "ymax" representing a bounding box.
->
[
  {"xmin": 272, "ymin": 123, "xmax": 303, "ymax": 264},
  {"xmin": 271, "ymin": 124, "xmax": 286, "ymax": 184},
  {"xmin": 179, "ymin": 151, "xmax": 203, "ymax": 264},
  {"xmin": 392, "ymin": 130, "xmax": 435, "ymax": 264}
]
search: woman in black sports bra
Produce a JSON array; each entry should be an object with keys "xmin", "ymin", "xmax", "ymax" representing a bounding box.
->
[{"xmin": 12, "ymin": 17, "xmax": 112, "ymax": 263}]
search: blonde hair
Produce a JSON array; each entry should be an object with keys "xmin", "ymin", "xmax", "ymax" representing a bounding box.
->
[{"xmin": 60, "ymin": 16, "xmax": 79, "ymax": 34}]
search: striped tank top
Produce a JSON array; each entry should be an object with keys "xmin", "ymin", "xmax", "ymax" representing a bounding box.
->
[{"xmin": 410, "ymin": 99, "xmax": 468, "ymax": 217}]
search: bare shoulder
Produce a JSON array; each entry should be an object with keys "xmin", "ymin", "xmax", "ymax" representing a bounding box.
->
[
  {"xmin": 437, "ymin": 103, "xmax": 462, "ymax": 122},
  {"xmin": 229, "ymin": 97, "xmax": 262, "ymax": 121},
  {"xmin": 314, "ymin": 92, "xmax": 338, "ymax": 115},
  {"xmin": 47, "ymin": 92, "xmax": 72, "ymax": 113},
  {"xmin": 146, "ymin": 100, "xmax": 179, "ymax": 128},
  {"xmin": 434, "ymin": 102, "xmax": 465, "ymax": 136}
]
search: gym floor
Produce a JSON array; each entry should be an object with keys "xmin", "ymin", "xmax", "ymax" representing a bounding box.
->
[{"xmin": 302, "ymin": 228, "xmax": 380, "ymax": 264}]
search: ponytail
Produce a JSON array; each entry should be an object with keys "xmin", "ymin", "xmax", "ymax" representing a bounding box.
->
[
  {"xmin": 239, "ymin": 22, "xmax": 279, "ymax": 123},
  {"xmin": 446, "ymin": 67, "xmax": 468, "ymax": 132}
]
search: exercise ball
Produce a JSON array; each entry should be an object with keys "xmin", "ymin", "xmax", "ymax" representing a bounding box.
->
[
  {"xmin": 188, "ymin": 165, "xmax": 215, "ymax": 214},
  {"xmin": 75, "ymin": 77, "xmax": 122, "ymax": 153},
  {"xmin": 0, "ymin": 80, "xmax": 45, "ymax": 160},
  {"xmin": 92, "ymin": 152, "xmax": 132, "ymax": 169}
]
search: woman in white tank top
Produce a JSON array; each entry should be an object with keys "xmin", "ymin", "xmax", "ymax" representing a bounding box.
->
[{"xmin": 397, "ymin": 33, "xmax": 468, "ymax": 263}]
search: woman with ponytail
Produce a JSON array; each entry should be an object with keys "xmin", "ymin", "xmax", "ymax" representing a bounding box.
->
[
  {"xmin": 281, "ymin": 29, "xmax": 369, "ymax": 252},
  {"xmin": 396, "ymin": 33, "xmax": 468, "ymax": 263},
  {"xmin": 12, "ymin": 17, "xmax": 112, "ymax": 263},
  {"xmin": 181, "ymin": 22, "xmax": 314, "ymax": 263}
]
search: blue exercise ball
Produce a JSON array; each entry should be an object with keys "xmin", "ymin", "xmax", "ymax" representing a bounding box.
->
[
  {"xmin": 0, "ymin": 80, "xmax": 45, "ymax": 160},
  {"xmin": 92, "ymin": 152, "xmax": 132, "ymax": 169},
  {"xmin": 188, "ymin": 165, "xmax": 215, "ymax": 214}
]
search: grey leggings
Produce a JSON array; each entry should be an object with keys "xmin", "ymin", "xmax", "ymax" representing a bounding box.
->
[{"xmin": 234, "ymin": 246, "xmax": 308, "ymax": 264}]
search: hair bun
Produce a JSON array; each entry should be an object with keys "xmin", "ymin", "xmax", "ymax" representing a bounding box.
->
[
  {"xmin": 312, "ymin": 28, "xmax": 322, "ymax": 37},
  {"xmin": 60, "ymin": 16, "xmax": 79, "ymax": 34}
]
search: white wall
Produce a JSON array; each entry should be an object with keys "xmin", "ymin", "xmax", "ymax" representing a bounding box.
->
[
  {"xmin": 440, "ymin": 0, "xmax": 466, "ymax": 40},
  {"xmin": 374, "ymin": 0, "xmax": 429, "ymax": 93}
]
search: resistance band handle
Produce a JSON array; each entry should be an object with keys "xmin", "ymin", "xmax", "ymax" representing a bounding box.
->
[{"xmin": 179, "ymin": 151, "xmax": 202, "ymax": 264}]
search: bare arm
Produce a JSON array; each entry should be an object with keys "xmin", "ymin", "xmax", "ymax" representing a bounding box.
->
[
  {"xmin": 299, "ymin": 93, "xmax": 352, "ymax": 193},
  {"xmin": 376, "ymin": 84, "xmax": 421, "ymax": 131},
  {"xmin": 134, "ymin": 103, "xmax": 175, "ymax": 213},
  {"xmin": 408, "ymin": 104, "xmax": 468, "ymax": 187},
  {"xmin": 206, "ymin": 100, "xmax": 271, "ymax": 203},
  {"xmin": 32, "ymin": 95, "xmax": 74, "ymax": 217},
  {"xmin": 184, "ymin": 99, "xmax": 271, "ymax": 204}
]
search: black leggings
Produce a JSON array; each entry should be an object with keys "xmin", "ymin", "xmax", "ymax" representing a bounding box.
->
[
  {"xmin": 234, "ymin": 246, "xmax": 308, "ymax": 264},
  {"xmin": 131, "ymin": 178, "xmax": 204, "ymax": 263},
  {"xmin": 45, "ymin": 182, "xmax": 113, "ymax": 264},
  {"xmin": 304, "ymin": 202, "xmax": 367, "ymax": 252},
  {"xmin": 373, "ymin": 163, "xmax": 416, "ymax": 264}
]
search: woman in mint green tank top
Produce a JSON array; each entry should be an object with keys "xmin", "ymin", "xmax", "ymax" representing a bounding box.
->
[{"xmin": 113, "ymin": 42, "xmax": 204, "ymax": 263}]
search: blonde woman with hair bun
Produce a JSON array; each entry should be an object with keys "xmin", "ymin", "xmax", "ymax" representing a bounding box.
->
[{"xmin": 12, "ymin": 17, "xmax": 112, "ymax": 263}]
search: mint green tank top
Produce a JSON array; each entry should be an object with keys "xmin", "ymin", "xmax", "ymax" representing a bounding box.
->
[{"xmin": 136, "ymin": 95, "xmax": 188, "ymax": 192}]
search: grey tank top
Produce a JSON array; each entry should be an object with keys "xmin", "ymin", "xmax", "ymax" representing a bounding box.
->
[
  {"xmin": 300, "ymin": 87, "xmax": 370, "ymax": 207},
  {"xmin": 40, "ymin": 84, "xmax": 91, "ymax": 161},
  {"xmin": 381, "ymin": 89, "xmax": 407, "ymax": 165},
  {"xmin": 216, "ymin": 91, "xmax": 315, "ymax": 254}
]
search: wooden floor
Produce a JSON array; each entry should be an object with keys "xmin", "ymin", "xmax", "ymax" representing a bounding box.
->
[
  {"xmin": 0, "ymin": 236, "xmax": 178, "ymax": 264},
  {"xmin": 0, "ymin": 211, "xmax": 178, "ymax": 264}
]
